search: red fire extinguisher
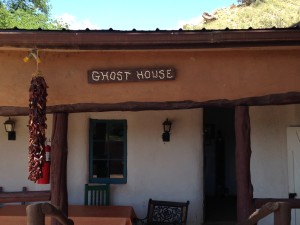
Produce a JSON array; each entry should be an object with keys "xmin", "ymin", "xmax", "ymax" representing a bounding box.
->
[{"xmin": 37, "ymin": 145, "xmax": 51, "ymax": 184}]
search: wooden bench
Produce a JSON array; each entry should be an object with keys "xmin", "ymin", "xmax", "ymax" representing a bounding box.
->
[{"xmin": 134, "ymin": 199, "xmax": 189, "ymax": 225}]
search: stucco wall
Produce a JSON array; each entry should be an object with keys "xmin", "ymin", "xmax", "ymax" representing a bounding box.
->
[
  {"xmin": 67, "ymin": 109, "xmax": 203, "ymax": 225},
  {"xmin": 250, "ymin": 104, "xmax": 300, "ymax": 225},
  {"xmin": 0, "ymin": 48, "xmax": 299, "ymax": 107},
  {"xmin": 0, "ymin": 115, "xmax": 52, "ymax": 192},
  {"xmin": 0, "ymin": 109, "xmax": 203, "ymax": 225}
]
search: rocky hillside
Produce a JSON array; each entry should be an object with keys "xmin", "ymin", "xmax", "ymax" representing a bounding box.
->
[{"xmin": 183, "ymin": 0, "xmax": 300, "ymax": 30}]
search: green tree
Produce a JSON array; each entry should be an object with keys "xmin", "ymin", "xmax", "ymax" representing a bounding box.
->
[
  {"xmin": 0, "ymin": 0, "xmax": 68, "ymax": 29},
  {"xmin": 3, "ymin": 0, "xmax": 50, "ymax": 14}
]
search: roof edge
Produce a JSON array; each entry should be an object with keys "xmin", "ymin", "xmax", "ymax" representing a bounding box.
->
[{"xmin": 0, "ymin": 28, "xmax": 299, "ymax": 50}]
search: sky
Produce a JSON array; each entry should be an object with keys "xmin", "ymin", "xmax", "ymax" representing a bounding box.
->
[{"xmin": 50, "ymin": 0, "xmax": 236, "ymax": 30}]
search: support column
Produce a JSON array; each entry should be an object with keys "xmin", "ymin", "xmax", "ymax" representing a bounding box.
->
[
  {"xmin": 235, "ymin": 106, "xmax": 255, "ymax": 223},
  {"xmin": 51, "ymin": 113, "xmax": 69, "ymax": 225}
]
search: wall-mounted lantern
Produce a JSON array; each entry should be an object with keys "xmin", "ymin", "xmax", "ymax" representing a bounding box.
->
[
  {"xmin": 4, "ymin": 117, "xmax": 16, "ymax": 140},
  {"xmin": 162, "ymin": 118, "xmax": 172, "ymax": 142}
]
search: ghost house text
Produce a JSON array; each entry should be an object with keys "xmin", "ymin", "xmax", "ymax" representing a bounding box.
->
[{"xmin": 88, "ymin": 68, "xmax": 176, "ymax": 83}]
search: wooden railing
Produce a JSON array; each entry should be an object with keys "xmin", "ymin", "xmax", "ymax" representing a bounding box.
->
[
  {"xmin": 255, "ymin": 198, "xmax": 300, "ymax": 209},
  {"xmin": 240, "ymin": 202, "xmax": 291, "ymax": 225},
  {"xmin": 0, "ymin": 186, "xmax": 50, "ymax": 204}
]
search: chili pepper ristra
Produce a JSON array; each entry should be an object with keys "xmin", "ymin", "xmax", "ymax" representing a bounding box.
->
[
  {"xmin": 28, "ymin": 74, "xmax": 48, "ymax": 182},
  {"xmin": 25, "ymin": 49, "xmax": 48, "ymax": 182}
]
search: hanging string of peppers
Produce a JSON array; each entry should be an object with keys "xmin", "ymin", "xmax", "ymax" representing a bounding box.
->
[{"xmin": 25, "ymin": 49, "xmax": 48, "ymax": 182}]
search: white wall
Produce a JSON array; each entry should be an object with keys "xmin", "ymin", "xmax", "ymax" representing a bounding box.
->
[
  {"xmin": 0, "ymin": 109, "xmax": 203, "ymax": 225},
  {"xmin": 67, "ymin": 109, "xmax": 203, "ymax": 225},
  {"xmin": 0, "ymin": 115, "xmax": 52, "ymax": 192},
  {"xmin": 250, "ymin": 104, "xmax": 298, "ymax": 225}
]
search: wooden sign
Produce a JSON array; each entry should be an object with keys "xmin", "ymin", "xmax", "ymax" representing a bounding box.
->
[{"xmin": 88, "ymin": 67, "xmax": 176, "ymax": 83}]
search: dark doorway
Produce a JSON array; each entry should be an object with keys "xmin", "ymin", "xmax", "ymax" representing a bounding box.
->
[{"xmin": 203, "ymin": 108, "xmax": 237, "ymax": 223}]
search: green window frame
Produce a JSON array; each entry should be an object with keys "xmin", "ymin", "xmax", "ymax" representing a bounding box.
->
[{"xmin": 89, "ymin": 119, "xmax": 127, "ymax": 184}]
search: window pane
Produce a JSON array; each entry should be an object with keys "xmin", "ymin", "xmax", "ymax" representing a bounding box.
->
[
  {"xmin": 109, "ymin": 142, "xmax": 124, "ymax": 159},
  {"xmin": 94, "ymin": 123, "xmax": 106, "ymax": 140},
  {"xmin": 109, "ymin": 160, "xmax": 124, "ymax": 178},
  {"xmin": 89, "ymin": 120, "xmax": 127, "ymax": 183},
  {"xmin": 93, "ymin": 142, "xmax": 107, "ymax": 159},
  {"xmin": 108, "ymin": 123, "xmax": 124, "ymax": 141},
  {"xmin": 93, "ymin": 160, "xmax": 109, "ymax": 178}
]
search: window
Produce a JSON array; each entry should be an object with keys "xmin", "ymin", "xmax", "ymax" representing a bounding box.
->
[{"xmin": 89, "ymin": 119, "xmax": 127, "ymax": 184}]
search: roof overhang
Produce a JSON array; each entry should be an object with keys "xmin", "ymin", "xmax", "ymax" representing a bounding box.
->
[{"xmin": 0, "ymin": 28, "xmax": 299, "ymax": 51}]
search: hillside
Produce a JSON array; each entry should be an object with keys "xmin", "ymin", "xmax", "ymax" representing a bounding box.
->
[{"xmin": 183, "ymin": 0, "xmax": 300, "ymax": 30}]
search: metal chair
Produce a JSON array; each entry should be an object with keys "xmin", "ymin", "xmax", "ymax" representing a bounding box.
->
[
  {"xmin": 84, "ymin": 184, "xmax": 110, "ymax": 206},
  {"xmin": 134, "ymin": 198, "xmax": 190, "ymax": 225}
]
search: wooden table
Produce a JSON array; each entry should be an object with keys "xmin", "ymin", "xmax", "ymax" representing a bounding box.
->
[{"xmin": 0, "ymin": 205, "xmax": 136, "ymax": 225}]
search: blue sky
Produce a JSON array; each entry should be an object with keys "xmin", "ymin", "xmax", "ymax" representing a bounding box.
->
[{"xmin": 50, "ymin": 0, "xmax": 235, "ymax": 30}]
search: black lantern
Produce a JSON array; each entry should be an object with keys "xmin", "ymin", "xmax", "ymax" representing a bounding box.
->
[
  {"xmin": 162, "ymin": 118, "xmax": 172, "ymax": 142},
  {"xmin": 4, "ymin": 117, "xmax": 16, "ymax": 140}
]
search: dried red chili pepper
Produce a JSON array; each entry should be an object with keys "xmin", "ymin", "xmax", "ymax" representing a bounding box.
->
[{"xmin": 28, "ymin": 75, "xmax": 48, "ymax": 182}]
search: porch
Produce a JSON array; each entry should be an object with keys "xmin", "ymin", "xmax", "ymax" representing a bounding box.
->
[{"xmin": 0, "ymin": 28, "xmax": 298, "ymax": 225}]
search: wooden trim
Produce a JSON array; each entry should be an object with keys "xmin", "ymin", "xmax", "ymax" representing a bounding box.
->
[{"xmin": 0, "ymin": 92, "xmax": 300, "ymax": 116}]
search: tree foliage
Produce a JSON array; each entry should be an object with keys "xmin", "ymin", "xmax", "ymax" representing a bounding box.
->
[
  {"xmin": 3, "ymin": 0, "xmax": 50, "ymax": 14},
  {"xmin": 0, "ymin": 0, "xmax": 68, "ymax": 29}
]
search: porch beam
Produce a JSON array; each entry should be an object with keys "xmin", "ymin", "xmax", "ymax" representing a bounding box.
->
[
  {"xmin": 50, "ymin": 113, "xmax": 69, "ymax": 225},
  {"xmin": 0, "ymin": 92, "xmax": 300, "ymax": 116},
  {"xmin": 235, "ymin": 106, "xmax": 255, "ymax": 223}
]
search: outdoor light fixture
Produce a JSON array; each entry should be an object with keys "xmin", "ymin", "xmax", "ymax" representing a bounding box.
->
[
  {"xmin": 162, "ymin": 118, "xmax": 172, "ymax": 142},
  {"xmin": 4, "ymin": 117, "xmax": 16, "ymax": 140}
]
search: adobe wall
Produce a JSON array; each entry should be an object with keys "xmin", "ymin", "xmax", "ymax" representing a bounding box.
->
[{"xmin": 0, "ymin": 47, "xmax": 299, "ymax": 107}]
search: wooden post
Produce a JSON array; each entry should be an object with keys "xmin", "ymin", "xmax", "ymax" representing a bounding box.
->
[
  {"xmin": 274, "ymin": 202, "xmax": 291, "ymax": 225},
  {"xmin": 26, "ymin": 204, "xmax": 45, "ymax": 225},
  {"xmin": 26, "ymin": 203, "xmax": 74, "ymax": 225},
  {"xmin": 0, "ymin": 186, "xmax": 2, "ymax": 207},
  {"xmin": 235, "ymin": 106, "xmax": 255, "ymax": 223},
  {"xmin": 21, "ymin": 187, "xmax": 27, "ymax": 205},
  {"xmin": 51, "ymin": 113, "xmax": 69, "ymax": 225}
]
